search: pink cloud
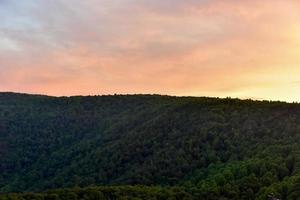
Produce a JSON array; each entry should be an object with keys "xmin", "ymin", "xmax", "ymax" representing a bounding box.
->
[{"xmin": 1, "ymin": 0, "xmax": 300, "ymax": 101}]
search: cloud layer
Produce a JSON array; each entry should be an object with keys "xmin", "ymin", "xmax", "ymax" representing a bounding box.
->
[{"xmin": 1, "ymin": 0, "xmax": 300, "ymax": 101}]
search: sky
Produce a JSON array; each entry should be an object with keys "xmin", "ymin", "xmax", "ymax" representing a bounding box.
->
[{"xmin": 1, "ymin": 0, "xmax": 300, "ymax": 102}]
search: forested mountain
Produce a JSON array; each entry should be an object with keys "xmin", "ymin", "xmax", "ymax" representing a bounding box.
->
[{"xmin": 1, "ymin": 92, "xmax": 300, "ymax": 199}]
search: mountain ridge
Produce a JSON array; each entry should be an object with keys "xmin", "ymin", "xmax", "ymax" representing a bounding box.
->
[
  {"xmin": 1, "ymin": 93, "xmax": 300, "ymax": 199},
  {"xmin": 1, "ymin": 91, "xmax": 297, "ymax": 104}
]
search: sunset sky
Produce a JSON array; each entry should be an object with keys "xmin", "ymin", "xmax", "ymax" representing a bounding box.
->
[{"xmin": 1, "ymin": 0, "xmax": 300, "ymax": 102}]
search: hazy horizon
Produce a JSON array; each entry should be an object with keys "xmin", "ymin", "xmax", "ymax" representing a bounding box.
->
[
  {"xmin": 2, "ymin": 90, "xmax": 299, "ymax": 104},
  {"xmin": 1, "ymin": 0, "xmax": 300, "ymax": 102}
]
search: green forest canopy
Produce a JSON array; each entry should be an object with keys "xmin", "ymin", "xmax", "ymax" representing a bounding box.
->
[{"xmin": 1, "ymin": 92, "xmax": 300, "ymax": 199}]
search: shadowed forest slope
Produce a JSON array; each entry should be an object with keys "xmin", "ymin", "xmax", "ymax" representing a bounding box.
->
[{"xmin": 1, "ymin": 93, "xmax": 300, "ymax": 199}]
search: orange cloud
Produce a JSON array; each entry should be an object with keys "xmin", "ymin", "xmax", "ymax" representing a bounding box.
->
[{"xmin": 0, "ymin": 0, "xmax": 300, "ymax": 101}]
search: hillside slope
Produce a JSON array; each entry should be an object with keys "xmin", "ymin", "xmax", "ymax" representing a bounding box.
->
[{"xmin": 1, "ymin": 93, "xmax": 300, "ymax": 199}]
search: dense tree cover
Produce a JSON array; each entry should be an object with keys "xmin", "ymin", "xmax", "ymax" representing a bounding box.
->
[
  {"xmin": 0, "ymin": 186, "xmax": 191, "ymax": 200},
  {"xmin": 1, "ymin": 92, "xmax": 300, "ymax": 199}
]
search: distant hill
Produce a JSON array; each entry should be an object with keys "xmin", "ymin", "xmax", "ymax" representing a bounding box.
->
[{"xmin": 1, "ymin": 92, "xmax": 300, "ymax": 199}]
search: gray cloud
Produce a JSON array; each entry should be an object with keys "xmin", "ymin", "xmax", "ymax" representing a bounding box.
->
[{"xmin": 0, "ymin": 0, "xmax": 299, "ymax": 101}]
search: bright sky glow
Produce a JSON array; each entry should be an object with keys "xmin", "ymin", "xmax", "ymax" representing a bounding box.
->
[{"xmin": 1, "ymin": 0, "xmax": 300, "ymax": 102}]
